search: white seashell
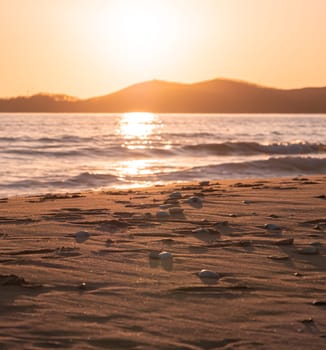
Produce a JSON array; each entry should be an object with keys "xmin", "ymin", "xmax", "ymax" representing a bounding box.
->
[
  {"xmin": 169, "ymin": 191, "xmax": 182, "ymax": 200},
  {"xmin": 197, "ymin": 269, "xmax": 219, "ymax": 279},
  {"xmin": 156, "ymin": 211, "xmax": 170, "ymax": 219},
  {"xmin": 264, "ymin": 223, "xmax": 281, "ymax": 230},
  {"xmin": 158, "ymin": 251, "xmax": 173, "ymax": 260},
  {"xmin": 74, "ymin": 231, "xmax": 90, "ymax": 243},
  {"xmin": 168, "ymin": 207, "xmax": 184, "ymax": 215}
]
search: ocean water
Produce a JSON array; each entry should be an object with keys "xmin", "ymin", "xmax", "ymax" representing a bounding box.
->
[{"xmin": 0, "ymin": 113, "xmax": 325, "ymax": 197}]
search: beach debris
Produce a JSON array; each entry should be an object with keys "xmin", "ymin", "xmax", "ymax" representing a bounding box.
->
[
  {"xmin": 74, "ymin": 231, "xmax": 90, "ymax": 243},
  {"xmin": 197, "ymin": 269, "xmax": 219, "ymax": 280},
  {"xmin": 168, "ymin": 207, "xmax": 184, "ymax": 215},
  {"xmin": 275, "ymin": 238, "xmax": 294, "ymax": 245},
  {"xmin": 156, "ymin": 210, "xmax": 170, "ymax": 219},
  {"xmin": 185, "ymin": 196, "xmax": 203, "ymax": 208},
  {"xmin": 264, "ymin": 223, "xmax": 282, "ymax": 231},
  {"xmin": 169, "ymin": 191, "xmax": 182, "ymax": 200},
  {"xmin": 297, "ymin": 246, "xmax": 319, "ymax": 255}
]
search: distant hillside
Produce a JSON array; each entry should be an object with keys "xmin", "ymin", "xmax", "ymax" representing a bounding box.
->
[{"xmin": 1, "ymin": 78, "xmax": 326, "ymax": 113}]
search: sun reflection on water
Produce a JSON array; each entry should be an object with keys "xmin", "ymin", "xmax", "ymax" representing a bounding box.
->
[
  {"xmin": 116, "ymin": 112, "xmax": 162, "ymax": 182},
  {"xmin": 118, "ymin": 112, "xmax": 160, "ymax": 142}
]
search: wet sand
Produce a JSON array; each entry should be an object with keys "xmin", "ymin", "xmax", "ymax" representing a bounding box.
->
[{"xmin": 0, "ymin": 176, "xmax": 325, "ymax": 349}]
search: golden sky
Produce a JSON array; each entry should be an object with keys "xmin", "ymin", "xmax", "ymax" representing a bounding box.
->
[{"xmin": 1, "ymin": 0, "xmax": 326, "ymax": 98}]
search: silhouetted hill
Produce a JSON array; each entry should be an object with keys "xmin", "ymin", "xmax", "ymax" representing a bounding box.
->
[{"xmin": 1, "ymin": 78, "xmax": 326, "ymax": 113}]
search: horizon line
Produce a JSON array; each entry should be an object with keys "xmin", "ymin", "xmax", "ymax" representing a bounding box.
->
[{"xmin": 1, "ymin": 76, "xmax": 326, "ymax": 100}]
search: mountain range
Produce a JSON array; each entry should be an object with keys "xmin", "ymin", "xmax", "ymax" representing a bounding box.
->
[{"xmin": 1, "ymin": 78, "xmax": 326, "ymax": 113}]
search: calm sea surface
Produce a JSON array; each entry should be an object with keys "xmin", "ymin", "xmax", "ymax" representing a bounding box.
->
[{"xmin": 0, "ymin": 113, "xmax": 325, "ymax": 197}]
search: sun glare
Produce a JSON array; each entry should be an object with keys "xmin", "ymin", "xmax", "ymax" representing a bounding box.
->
[
  {"xmin": 91, "ymin": 1, "xmax": 182, "ymax": 71},
  {"xmin": 117, "ymin": 112, "xmax": 159, "ymax": 149}
]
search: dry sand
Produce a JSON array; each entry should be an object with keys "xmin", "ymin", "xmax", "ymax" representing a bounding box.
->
[{"xmin": 0, "ymin": 176, "xmax": 325, "ymax": 349}]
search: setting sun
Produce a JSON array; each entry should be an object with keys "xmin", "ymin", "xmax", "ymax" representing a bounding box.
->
[{"xmin": 91, "ymin": 1, "xmax": 182, "ymax": 72}]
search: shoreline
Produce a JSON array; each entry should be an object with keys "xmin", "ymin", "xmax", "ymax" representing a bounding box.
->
[
  {"xmin": 2, "ymin": 172, "xmax": 326, "ymax": 201},
  {"xmin": 1, "ymin": 175, "xmax": 325, "ymax": 349}
]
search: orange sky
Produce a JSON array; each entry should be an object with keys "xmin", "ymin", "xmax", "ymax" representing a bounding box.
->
[{"xmin": 1, "ymin": 0, "xmax": 326, "ymax": 98}]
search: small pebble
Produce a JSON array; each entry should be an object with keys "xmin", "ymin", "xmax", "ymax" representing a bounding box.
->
[
  {"xmin": 169, "ymin": 191, "xmax": 182, "ymax": 200},
  {"xmin": 186, "ymin": 196, "xmax": 203, "ymax": 207},
  {"xmin": 74, "ymin": 231, "xmax": 90, "ymax": 243},
  {"xmin": 294, "ymin": 272, "xmax": 303, "ymax": 277},
  {"xmin": 264, "ymin": 223, "xmax": 282, "ymax": 230},
  {"xmin": 158, "ymin": 251, "xmax": 173, "ymax": 260},
  {"xmin": 78, "ymin": 282, "xmax": 87, "ymax": 290},
  {"xmin": 199, "ymin": 181, "xmax": 210, "ymax": 186},
  {"xmin": 197, "ymin": 269, "xmax": 219, "ymax": 279},
  {"xmin": 242, "ymin": 200, "xmax": 250, "ymax": 205}
]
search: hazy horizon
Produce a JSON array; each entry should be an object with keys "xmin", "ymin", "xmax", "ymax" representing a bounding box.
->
[
  {"xmin": 2, "ymin": 76, "xmax": 326, "ymax": 100},
  {"xmin": 1, "ymin": 0, "xmax": 326, "ymax": 98}
]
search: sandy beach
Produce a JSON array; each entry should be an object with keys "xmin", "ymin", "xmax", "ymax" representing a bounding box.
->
[{"xmin": 0, "ymin": 175, "xmax": 325, "ymax": 349}]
